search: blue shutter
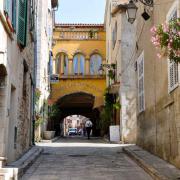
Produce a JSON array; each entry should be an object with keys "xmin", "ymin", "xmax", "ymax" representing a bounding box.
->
[
  {"xmin": 5, "ymin": 0, "xmax": 10, "ymax": 15},
  {"xmin": 12, "ymin": 0, "xmax": 16, "ymax": 30},
  {"xmin": 17, "ymin": 0, "xmax": 27, "ymax": 46}
]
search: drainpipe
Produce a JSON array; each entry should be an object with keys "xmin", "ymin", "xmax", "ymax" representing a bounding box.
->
[{"xmin": 32, "ymin": 0, "xmax": 38, "ymax": 145}]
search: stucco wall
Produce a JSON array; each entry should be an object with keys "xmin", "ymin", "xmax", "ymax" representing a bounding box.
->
[
  {"xmin": 135, "ymin": 0, "xmax": 180, "ymax": 168},
  {"xmin": 105, "ymin": 0, "xmax": 137, "ymax": 143},
  {"xmin": 0, "ymin": 1, "xmax": 34, "ymax": 164}
]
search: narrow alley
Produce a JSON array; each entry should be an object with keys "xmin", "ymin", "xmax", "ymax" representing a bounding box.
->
[
  {"xmin": 0, "ymin": 0, "xmax": 180, "ymax": 179},
  {"xmin": 21, "ymin": 138, "xmax": 152, "ymax": 180}
]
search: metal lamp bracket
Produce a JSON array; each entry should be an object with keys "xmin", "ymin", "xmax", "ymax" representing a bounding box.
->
[{"xmin": 134, "ymin": 0, "xmax": 153, "ymax": 7}]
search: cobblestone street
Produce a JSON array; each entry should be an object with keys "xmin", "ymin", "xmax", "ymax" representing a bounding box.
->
[{"xmin": 21, "ymin": 137, "xmax": 152, "ymax": 180}]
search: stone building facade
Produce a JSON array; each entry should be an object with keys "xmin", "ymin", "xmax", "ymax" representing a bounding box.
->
[
  {"xmin": 34, "ymin": 0, "xmax": 57, "ymax": 141},
  {"xmin": 105, "ymin": 0, "xmax": 180, "ymax": 168},
  {"xmin": 50, "ymin": 24, "xmax": 106, "ymax": 136},
  {"xmin": 134, "ymin": 0, "xmax": 180, "ymax": 168},
  {"xmin": 105, "ymin": 0, "xmax": 137, "ymax": 143},
  {"xmin": 0, "ymin": 0, "xmax": 35, "ymax": 165}
]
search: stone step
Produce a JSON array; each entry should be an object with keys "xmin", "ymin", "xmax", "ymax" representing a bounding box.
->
[{"xmin": 2, "ymin": 146, "xmax": 43, "ymax": 179}]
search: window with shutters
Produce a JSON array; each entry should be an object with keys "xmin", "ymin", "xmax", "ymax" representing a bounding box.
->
[
  {"xmin": 112, "ymin": 21, "xmax": 117, "ymax": 49},
  {"xmin": 17, "ymin": 0, "xmax": 28, "ymax": 47},
  {"xmin": 30, "ymin": 0, "xmax": 35, "ymax": 31},
  {"xmin": 4, "ymin": 0, "xmax": 16, "ymax": 30},
  {"xmin": 137, "ymin": 52, "xmax": 145, "ymax": 113},
  {"xmin": 167, "ymin": 0, "xmax": 179, "ymax": 93}
]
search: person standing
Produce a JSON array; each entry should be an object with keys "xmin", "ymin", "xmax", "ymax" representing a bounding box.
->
[{"xmin": 85, "ymin": 119, "xmax": 93, "ymax": 139}]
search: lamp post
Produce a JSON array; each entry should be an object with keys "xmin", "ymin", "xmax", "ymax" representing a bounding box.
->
[{"xmin": 126, "ymin": 0, "xmax": 153, "ymax": 24}]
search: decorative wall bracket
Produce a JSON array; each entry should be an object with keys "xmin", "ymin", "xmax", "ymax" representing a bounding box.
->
[{"xmin": 134, "ymin": 0, "xmax": 153, "ymax": 7}]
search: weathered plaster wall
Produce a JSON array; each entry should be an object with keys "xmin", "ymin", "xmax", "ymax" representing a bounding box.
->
[
  {"xmin": 0, "ymin": 1, "xmax": 34, "ymax": 164},
  {"xmin": 105, "ymin": 0, "xmax": 137, "ymax": 143},
  {"xmin": 136, "ymin": 0, "xmax": 180, "ymax": 168}
]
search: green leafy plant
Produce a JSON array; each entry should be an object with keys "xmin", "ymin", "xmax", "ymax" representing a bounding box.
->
[
  {"xmin": 34, "ymin": 89, "xmax": 43, "ymax": 129},
  {"xmin": 49, "ymin": 104, "xmax": 61, "ymax": 120},
  {"xmin": 108, "ymin": 69, "xmax": 115, "ymax": 80},
  {"xmin": 99, "ymin": 88, "xmax": 121, "ymax": 135},
  {"xmin": 47, "ymin": 104, "xmax": 61, "ymax": 131},
  {"xmin": 89, "ymin": 29, "xmax": 96, "ymax": 39}
]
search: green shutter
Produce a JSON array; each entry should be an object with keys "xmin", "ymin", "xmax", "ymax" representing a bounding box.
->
[
  {"xmin": 17, "ymin": 0, "xmax": 27, "ymax": 46},
  {"xmin": 12, "ymin": 0, "xmax": 16, "ymax": 30}
]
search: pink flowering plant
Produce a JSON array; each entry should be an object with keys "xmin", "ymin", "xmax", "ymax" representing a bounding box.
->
[{"xmin": 151, "ymin": 18, "xmax": 180, "ymax": 63}]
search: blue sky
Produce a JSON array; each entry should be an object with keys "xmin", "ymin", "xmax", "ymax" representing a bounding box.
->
[{"xmin": 55, "ymin": 0, "xmax": 106, "ymax": 24}]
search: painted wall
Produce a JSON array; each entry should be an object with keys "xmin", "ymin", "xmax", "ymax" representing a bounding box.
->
[
  {"xmin": 51, "ymin": 25, "xmax": 106, "ymax": 108},
  {"xmin": 0, "ymin": 1, "xmax": 34, "ymax": 165},
  {"xmin": 105, "ymin": 0, "xmax": 137, "ymax": 143},
  {"xmin": 135, "ymin": 0, "xmax": 180, "ymax": 168}
]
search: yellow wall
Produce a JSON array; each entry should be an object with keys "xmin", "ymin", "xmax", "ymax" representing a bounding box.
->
[
  {"xmin": 51, "ymin": 25, "xmax": 106, "ymax": 108},
  {"xmin": 53, "ymin": 31, "xmax": 106, "ymax": 59},
  {"xmin": 50, "ymin": 78, "xmax": 106, "ymax": 108}
]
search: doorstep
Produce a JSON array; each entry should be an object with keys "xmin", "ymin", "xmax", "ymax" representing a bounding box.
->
[{"xmin": 123, "ymin": 145, "xmax": 180, "ymax": 180}]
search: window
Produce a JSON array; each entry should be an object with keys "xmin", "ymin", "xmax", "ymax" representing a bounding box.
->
[
  {"xmin": 17, "ymin": 0, "xmax": 28, "ymax": 46},
  {"xmin": 137, "ymin": 52, "xmax": 145, "ymax": 113},
  {"xmin": 64, "ymin": 55, "xmax": 68, "ymax": 75},
  {"xmin": 23, "ymin": 60, "xmax": 28, "ymax": 98},
  {"xmin": 56, "ymin": 53, "xmax": 68, "ymax": 75},
  {"xmin": 56, "ymin": 55, "xmax": 60, "ymax": 74},
  {"xmin": 167, "ymin": 1, "xmax": 179, "ymax": 93},
  {"xmin": 4, "ymin": 0, "xmax": 16, "ymax": 30},
  {"xmin": 90, "ymin": 54, "xmax": 102, "ymax": 75},
  {"xmin": 30, "ymin": 0, "xmax": 35, "ymax": 31},
  {"xmin": 112, "ymin": 22, "xmax": 117, "ymax": 49},
  {"xmin": 109, "ymin": 3, "xmax": 111, "ymax": 26},
  {"xmin": 73, "ymin": 54, "xmax": 85, "ymax": 75}
]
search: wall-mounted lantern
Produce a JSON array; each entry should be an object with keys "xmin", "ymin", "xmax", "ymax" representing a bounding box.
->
[
  {"xmin": 126, "ymin": 0, "xmax": 138, "ymax": 24},
  {"xmin": 126, "ymin": 0, "xmax": 153, "ymax": 24}
]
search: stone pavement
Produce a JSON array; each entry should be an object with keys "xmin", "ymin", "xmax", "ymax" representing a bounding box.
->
[
  {"xmin": 21, "ymin": 137, "xmax": 152, "ymax": 180},
  {"xmin": 123, "ymin": 145, "xmax": 180, "ymax": 180}
]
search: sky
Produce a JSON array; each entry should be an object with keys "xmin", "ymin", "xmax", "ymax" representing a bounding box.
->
[{"xmin": 55, "ymin": 0, "xmax": 106, "ymax": 24}]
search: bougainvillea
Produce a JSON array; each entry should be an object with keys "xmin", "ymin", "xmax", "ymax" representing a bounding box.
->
[{"xmin": 151, "ymin": 18, "xmax": 180, "ymax": 63}]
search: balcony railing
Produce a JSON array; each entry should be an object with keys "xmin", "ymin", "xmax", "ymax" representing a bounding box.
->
[{"xmin": 59, "ymin": 31, "xmax": 99, "ymax": 40}]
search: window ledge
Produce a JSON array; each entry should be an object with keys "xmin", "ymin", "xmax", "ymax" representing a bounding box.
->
[{"xmin": 0, "ymin": 11, "xmax": 13, "ymax": 40}]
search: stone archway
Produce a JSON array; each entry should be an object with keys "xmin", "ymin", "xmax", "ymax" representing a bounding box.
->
[{"xmin": 48, "ymin": 92, "xmax": 101, "ymax": 136}]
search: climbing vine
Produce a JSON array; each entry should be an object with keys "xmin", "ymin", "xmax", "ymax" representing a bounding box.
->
[{"xmin": 99, "ymin": 88, "xmax": 121, "ymax": 135}]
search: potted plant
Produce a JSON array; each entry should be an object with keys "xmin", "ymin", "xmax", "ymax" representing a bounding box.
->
[{"xmin": 43, "ymin": 104, "xmax": 61, "ymax": 140}]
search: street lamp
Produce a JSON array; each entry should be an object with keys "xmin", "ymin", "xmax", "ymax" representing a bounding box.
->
[
  {"xmin": 126, "ymin": 0, "xmax": 138, "ymax": 24},
  {"xmin": 126, "ymin": 0, "xmax": 153, "ymax": 24}
]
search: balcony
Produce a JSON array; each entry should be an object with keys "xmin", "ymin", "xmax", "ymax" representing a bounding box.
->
[{"xmin": 58, "ymin": 31, "xmax": 99, "ymax": 40}]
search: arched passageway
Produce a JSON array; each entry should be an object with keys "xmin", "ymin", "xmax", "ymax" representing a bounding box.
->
[{"xmin": 48, "ymin": 92, "xmax": 101, "ymax": 136}]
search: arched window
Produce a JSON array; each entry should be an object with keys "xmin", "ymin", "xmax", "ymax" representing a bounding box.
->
[
  {"xmin": 73, "ymin": 54, "xmax": 85, "ymax": 75},
  {"xmin": 56, "ymin": 53, "xmax": 68, "ymax": 75},
  {"xmin": 90, "ymin": 54, "xmax": 102, "ymax": 75},
  {"xmin": 55, "ymin": 55, "xmax": 60, "ymax": 74}
]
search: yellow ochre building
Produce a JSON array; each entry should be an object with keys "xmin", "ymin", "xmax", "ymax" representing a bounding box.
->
[{"xmin": 50, "ymin": 23, "xmax": 106, "ymax": 135}]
